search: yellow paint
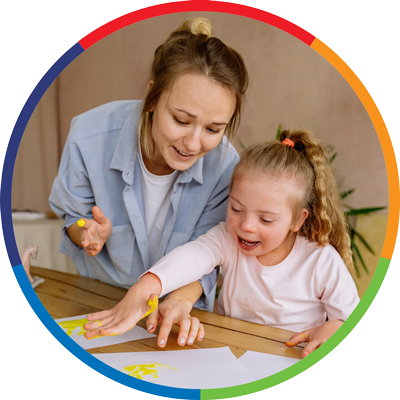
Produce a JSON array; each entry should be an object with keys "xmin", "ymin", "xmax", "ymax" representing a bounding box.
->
[
  {"xmin": 122, "ymin": 363, "xmax": 177, "ymax": 380},
  {"xmin": 59, "ymin": 318, "xmax": 103, "ymax": 339},
  {"xmin": 139, "ymin": 295, "xmax": 158, "ymax": 321},
  {"xmin": 58, "ymin": 319, "xmax": 89, "ymax": 336},
  {"xmin": 77, "ymin": 219, "xmax": 86, "ymax": 227}
]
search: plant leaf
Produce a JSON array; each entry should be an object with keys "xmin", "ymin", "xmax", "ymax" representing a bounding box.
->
[
  {"xmin": 329, "ymin": 152, "xmax": 338, "ymax": 164},
  {"xmin": 275, "ymin": 124, "xmax": 282, "ymax": 140},
  {"xmin": 340, "ymin": 189, "xmax": 355, "ymax": 199},
  {"xmin": 353, "ymin": 230, "xmax": 376, "ymax": 255},
  {"xmin": 236, "ymin": 137, "xmax": 247, "ymax": 152},
  {"xmin": 352, "ymin": 242, "xmax": 369, "ymax": 275},
  {"xmin": 346, "ymin": 206, "xmax": 387, "ymax": 216}
]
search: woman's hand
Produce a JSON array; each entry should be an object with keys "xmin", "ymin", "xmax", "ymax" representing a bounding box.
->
[
  {"xmin": 146, "ymin": 294, "xmax": 205, "ymax": 347},
  {"xmin": 67, "ymin": 206, "xmax": 112, "ymax": 257},
  {"xmin": 83, "ymin": 273, "xmax": 161, "ymax": 339},
  {"xmin": 285, "ymin": 319, "xmax": 344, "ymax": 358},
  {"xmin": 145, "ymin": 281, "xmax": 205, "ymax": 348}
]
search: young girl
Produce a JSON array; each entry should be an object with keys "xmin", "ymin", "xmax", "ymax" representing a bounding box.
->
[{"xmin": 84, "ymin": 130, "xmax": 360, "ymax": 357}]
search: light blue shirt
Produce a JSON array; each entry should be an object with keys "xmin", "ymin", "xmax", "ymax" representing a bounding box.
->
[{"xmin": 49, "ymin": 100, "xmax": 239, "ymax": 309}]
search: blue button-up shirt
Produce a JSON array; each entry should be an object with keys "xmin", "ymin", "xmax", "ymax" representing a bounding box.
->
[{"xmin": 49, "ymin": 100, "xmax": 239, "ymax": 308}]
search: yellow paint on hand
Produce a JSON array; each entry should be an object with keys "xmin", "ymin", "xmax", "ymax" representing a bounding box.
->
[
  {"xmin": 77, "ymin": 219, "xmax": 86, "ymax": 227},
  {"xmin": 139, "ymin": 295, "xmax": 158, "ymax": 320},
  {"xmin": 122, "ymin": 363, "xmax": 177, "ymax": 380}
]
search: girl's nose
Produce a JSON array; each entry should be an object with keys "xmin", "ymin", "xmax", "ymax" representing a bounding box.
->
[{"xmin": 240, "ymin": 216, "xmax": 256, "ymax": 233}]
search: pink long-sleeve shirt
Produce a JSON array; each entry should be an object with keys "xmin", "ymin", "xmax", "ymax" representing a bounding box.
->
[{"xmin": 150, "ymin": 222, "xmax": 360, "ymax": 332}]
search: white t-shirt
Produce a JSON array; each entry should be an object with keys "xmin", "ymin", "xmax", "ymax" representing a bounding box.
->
[
  {"xmin": 150, "ymin": 222, "xmax": 360, "ymax": 332},
  {"xmin": 138, "ymin": 146, "xmax": 178, "ymax": 266}
]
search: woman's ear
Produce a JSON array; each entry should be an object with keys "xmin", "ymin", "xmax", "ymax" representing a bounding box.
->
[{"xmin": 293, "ymin": 208, "xmax": 309, "ymax": 232}]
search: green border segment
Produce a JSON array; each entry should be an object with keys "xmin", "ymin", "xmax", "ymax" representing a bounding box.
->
[{"xmin": 201, "ymin": 256, "xmax": 391, "ymax": 399}]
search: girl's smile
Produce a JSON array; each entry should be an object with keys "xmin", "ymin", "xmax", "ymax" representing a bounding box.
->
[{"xmin": 227, "ymin": 171, "xmax": 308, "ymax": 266}]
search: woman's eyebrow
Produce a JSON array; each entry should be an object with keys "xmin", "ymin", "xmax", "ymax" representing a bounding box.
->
[{"xmin": 175, "ymin": 108, "xmax": 228, "ymax": 125}]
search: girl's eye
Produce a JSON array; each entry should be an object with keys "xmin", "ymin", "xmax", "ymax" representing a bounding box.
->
[
  {"xmin": 231, "ymin": 206, "xmax": 241, "ymax": 213},
  {"xmin": 261, "ymin": 218, "xmax": 273, "ymax": 224}
]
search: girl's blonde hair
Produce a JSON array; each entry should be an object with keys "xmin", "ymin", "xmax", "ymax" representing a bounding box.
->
[
  {"xmin": 231, "ymin": 130, "xmax": 354, "ymax": 274},
  {"xmin": 138, "ymin": 17, "xmax": 249, "ymax": 159}
]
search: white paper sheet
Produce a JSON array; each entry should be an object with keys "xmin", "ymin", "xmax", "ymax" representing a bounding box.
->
[
  {"xmin": 94, "ymin": 347, "xmax": 254, "ymax": 389},
  {"xmin": 238, "ymin": 351, "xmax": 299, "ymax": 380},
  {"xmin": 55, "ymin": 314, "xmax": 155, "ymax": 350}
]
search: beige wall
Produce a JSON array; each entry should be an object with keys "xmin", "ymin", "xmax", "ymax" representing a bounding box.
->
[{"xmin": 12, "ymin": 12, "xmax": 388, "ymax": 215}]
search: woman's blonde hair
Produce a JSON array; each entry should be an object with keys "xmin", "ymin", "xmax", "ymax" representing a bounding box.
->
[
  {"xmin": 231, "ymin": 130, "xmax": 354, "ymax": 274},
  {"xmin": 138, "ymin": 17, "xmax": 249, "ymax": 159}
]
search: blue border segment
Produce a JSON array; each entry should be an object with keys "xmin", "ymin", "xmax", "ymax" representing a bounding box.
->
[
  {"xmin": 1, "ymin": 43, "xmax": 84, "ymax": 268},
  {"xmin": 13, "ymin": 265, "xmax": 199, "ymax": 399}
]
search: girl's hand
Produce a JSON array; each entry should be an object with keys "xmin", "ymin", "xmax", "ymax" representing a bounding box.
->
[
  {"xmin": 285, "ymin": 319, "xmax": 344, "ymax": 358},
  {"xmin": 146, "ymin": 295, "xmax": 205, "ymax": 348},
  {"xmin": 83, "ymin": 273, "xmax": 161, "ymax": 339},
  {"xmin": 74, "ymin": 206, "xmax": 112, "ymax": 257}
]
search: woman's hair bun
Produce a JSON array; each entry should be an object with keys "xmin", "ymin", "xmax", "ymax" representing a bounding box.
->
[{"xmin": 183, "ymin": 17, "xmax": 213, "ymax": 37}]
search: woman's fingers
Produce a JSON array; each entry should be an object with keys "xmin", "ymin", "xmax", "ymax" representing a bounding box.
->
[
  {"xmin": 157, "ymin": 317, "xmax": 174, "ymax": 348},
  {"xmin": 186, "ymin": 317, "xmax": 202, "ymax": 345},
  {"xmin": 177, "ymin": 318, "xmax": 191, "ymax": 346},
  {"xmin": 285, "ymin": 330, "xmax": 309, "ymax": 347},
  {"xmin": 197, "ymin": 323, "xmax": 205, "ymax": 341},
  {"xmin": 302, "ymin": 340, "xmax": 320, "ymax": 358}
]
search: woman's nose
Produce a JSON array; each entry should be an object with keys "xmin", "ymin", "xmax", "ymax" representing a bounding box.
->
[{"xmin": 183, "ymin": 127, "xmax": 202, "ymax": 153}]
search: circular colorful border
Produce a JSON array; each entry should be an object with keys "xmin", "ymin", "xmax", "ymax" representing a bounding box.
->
[{"xmin": 1, "ymin": 1, "xmax": 398, "ymax": 399}]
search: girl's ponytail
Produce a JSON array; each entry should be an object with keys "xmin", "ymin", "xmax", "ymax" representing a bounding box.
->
[{"xmin": 280, "ymin": 130, "xmax": 353, "ymax": 274}]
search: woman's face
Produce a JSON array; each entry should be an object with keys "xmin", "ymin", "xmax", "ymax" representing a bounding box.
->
[{"xmin": 148, "ymin": 73, "xmax": 236, "ymax": 174}]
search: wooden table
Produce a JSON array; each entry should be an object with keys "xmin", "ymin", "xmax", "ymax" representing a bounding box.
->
[{"xmin": 31, "ymin": 266, "xmax": 303, "ymax": 359}]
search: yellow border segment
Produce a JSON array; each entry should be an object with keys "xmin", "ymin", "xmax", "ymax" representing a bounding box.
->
[{"xmin": 311, "ymin": 38, "xmax": 399, "ymax": 259}]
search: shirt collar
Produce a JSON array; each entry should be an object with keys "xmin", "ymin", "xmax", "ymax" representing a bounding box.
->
[{"xmin": 110, "ymin": 108, "xmax": 139, "ymax": 186}]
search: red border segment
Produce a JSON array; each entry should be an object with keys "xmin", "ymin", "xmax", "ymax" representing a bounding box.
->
[
  {"xmin": 311, "ymin": 39, "xmax": 399, "ymax": 260},
  {"xmin": 79, "ymin": 1, "xmax": 315, "ymax": 49}
]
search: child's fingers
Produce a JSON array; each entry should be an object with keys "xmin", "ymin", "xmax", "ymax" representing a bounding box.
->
[
  {"xmin": 86, "ymin": 309, "xmax": 113, "ymax": 322},
  {"xmin": 285, "ymin": 331, "xmax": 309, "ymax": 347},
  {"xmin": 92, "ymin": 206, "xmax": 107, "ymax": 225},
  {"xmin": 146, "ymin": 309, "xmax": 160, "ymax": 333},
  {"xmin": 139, "ymin": 294, "xmax": 158, "ymax": 321},
  {"xmin": 302, "ymin": 340, "xmax": 320, "ymax": 358},
  {"xmin": 186, "ymin": 317, "xmax": 201, "ymax": 345},
  {"xmin": 99, "ymin": 316, "xmax": 136, "ymax": 336}
]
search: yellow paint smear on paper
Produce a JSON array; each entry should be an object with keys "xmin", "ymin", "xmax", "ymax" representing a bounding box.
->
[
  {"xmin": 122, "ymin": 363, "xmax": 177, "ymax": 380},
  {"xmin": 58, "ymin": 319, "xmax": 88, "ymax": 336}
]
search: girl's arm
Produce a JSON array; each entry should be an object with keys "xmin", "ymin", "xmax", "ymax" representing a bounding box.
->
[
  {"xmin": 84, "ymin": 224, "xmax": 226, "ymax": 340},
  {"xmin": 84, "ymin": 272, "xmax": 162, "ymax": 339}
]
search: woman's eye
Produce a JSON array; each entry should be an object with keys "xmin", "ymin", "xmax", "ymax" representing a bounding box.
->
[
  {"xmin": 207, "ymin": 127, "xmax": 220, "ymax": 134},
  {"xmin": 174, "ymin": 117, "xmax": 188, "ymax": 125}
]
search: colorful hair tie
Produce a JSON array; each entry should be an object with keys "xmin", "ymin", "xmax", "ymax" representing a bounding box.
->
[{"xmin": 282, "ymin": 138, "xmax": 295, "ymax": 148}]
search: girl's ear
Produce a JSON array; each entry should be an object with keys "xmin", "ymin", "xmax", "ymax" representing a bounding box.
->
[{"xmin": 293, "ymin": 208, "xmax": 309, "ymax": 232}]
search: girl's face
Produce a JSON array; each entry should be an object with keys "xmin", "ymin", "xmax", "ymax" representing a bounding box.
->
[
  {"xmin": 146, "ymin": 72, "xmax": 236, "ymax": 175},
  {"xmin": 227, "ymin": 171, "xmax": 308, "ymax": 266}
]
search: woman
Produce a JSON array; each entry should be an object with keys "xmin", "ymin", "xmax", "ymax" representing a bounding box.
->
[{"xmin": 49, "ymin": 17, "xmax": 248, "ymax": 347}]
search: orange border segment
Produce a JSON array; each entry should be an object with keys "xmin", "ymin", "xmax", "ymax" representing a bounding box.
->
[{"xmin": 311, "ymin": 39, "xmax": 399, "ymax": 260}]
